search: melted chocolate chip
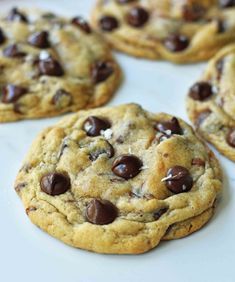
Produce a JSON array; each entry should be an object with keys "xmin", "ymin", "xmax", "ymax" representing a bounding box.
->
[
  {"xmin": 89, "ymin": 142, "xmax": 114, "ymax": 161},
  {"xmin": 117, "ymin": 0, "xmax": 136, "ymax": 3},
  {"xmin": 38, "ymin": 57, "xmax": 64, "ymax": 76},
  {"xmin": 41, "ymin": 13, "xmax": 57, "ymax": 20},
  {"xmin": 99, "ymin": 16, "xmax": 119, "ymax": 31},
  {"xmin": 3, "ymin": 44, "xmax": 26, "ymax": 58},
  {"xmin": 92, "ymin": 61, "xmax": 113, "ymax": 83},
  {"xmin": 14, "ymin": 182, "xmax": 27, "ymax": 193},
  {"xmin": 86, "ymin": 199, "xmax": 118, "ymax": 225},
  {"xmin": 40, "ymin": 173, "xmax": 70, "ymax": 196},
  {"xmin": 182, "ymin": 4, "xmax": 205, "ymax": 21},
  {"xmin": 0, "ymin": 28, "xmax": 5, "ymax": 45},
  {"xmin": 7, "ymin": 7, "xmax": 28, "ymax": 23},
  {"xmin": 196, "ymin": 110, "xmax": 211, "ymax": 127},
  {"xmin": 191, "ymin": 158, "xmax": 205, "ymax": 166},
  {"xmin": 126, "ymin": 7, "xmax": 149, "ymax": 27},
  {"xmin": 28, "ymin": 31, "xmax": 50, "ymax": 49},
  {"xmin": 1, "ymin": 84, "xmax": 27, "ymax": 103},
  {"xmin": 219, "ymin": 0, "xmax": 235, "ymax": 8},
  {"xmin": 155, "ymin": 117, "xmax": 182, "ymax": 136},
  {"xmin": 226, "ymin": 129, "xmax": 235, "ymax": 147},
  {"xmin": 26, "ymin": 206, "xmax": 37, "ymax": 215},
  {"xmin": 164, "ymin": 34, "xmax": 189, "ymax": 52},
  {"xmin": 71, "ymin": 16, "xmax": 91, "ymax": 33},
  {"xmin": 83, "ymin": 116, "xmax": 111, "ymax": 137},
  {"xmin": 216, "ymin": 59, "xmax": 224, "ymax": 80},
  {"xmin": 112, "ymin": 154, "xmax": 142, "ymax": 180},
  {"xmin": 164, "ymin": 166, "xmax": 193, "ymax": 194},
  {"xmin": 217, "ymin": 19, "xmax": 227, "ymax": 33},
  {"xmin": 52, "ymin": 89, "xmax": 72, "ymax": 106},
  {"xmin": 189, "ymin": 82, "xmax": 214, "ymax": 101},
  {"xmin": 153, "ymin": 208, "xmax": 168, "ymax": 220}
]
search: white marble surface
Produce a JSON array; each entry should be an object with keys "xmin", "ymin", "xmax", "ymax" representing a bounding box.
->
[{"xmin": 0, "ymin": 1, "xmax": 234, "ymax": 281}]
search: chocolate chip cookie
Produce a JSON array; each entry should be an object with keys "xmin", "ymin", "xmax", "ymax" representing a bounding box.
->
[
  {"xmin": 15, "ymin": 104, "xmax": 222, "ymax": 254},
  {"xmin": 0, "ymin": 8, "xmax": 121, "ymax": 122},
  {"xmin": 187, "ymin": 43, "xmax": 235, "ymax": 161},
  {"xmin": 91, "ymin": 0, "xmax": 235, "ymax": 63}
]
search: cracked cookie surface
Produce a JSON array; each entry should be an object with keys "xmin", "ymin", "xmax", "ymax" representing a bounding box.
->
[
  {"xmin": 187, "ymin": 43, "xmax": 235, "ymax": 161},
  {"xmin": 0, "ymin": 8, "xmax": 121, "ymax": 122},
  {"xmin": 15, "ymin": 104, "xmax": 222, "ymax": 254},
  {"xmin": 91, "ymin": 0, "xmax": 235, "ymax": 63}
]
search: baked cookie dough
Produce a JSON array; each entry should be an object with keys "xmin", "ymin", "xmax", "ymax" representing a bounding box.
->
[
  {"xmin": 0, "ymin": 8, "xmax": 121, "ymax": 122},
  {"xmin": 15, "ymin": 103, "xmax": 222, "ymax": 254},
  {"xmin": 91, "ymin": 0, "xmax": 235, "ymax": 63},
  {"xmin": 187, "ymin": 43, "xmax": 235, "ymax": 161}
]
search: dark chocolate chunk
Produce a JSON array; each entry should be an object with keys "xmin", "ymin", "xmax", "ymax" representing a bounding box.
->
[{"xmin": 1, "ymin": 84, "xmax": 27, "ymax": 103}]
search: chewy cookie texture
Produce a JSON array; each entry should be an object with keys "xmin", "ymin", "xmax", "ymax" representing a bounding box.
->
[
  {"xmin": 187, "ymin": 43, "xmax": 235, "ymax": 162},
  {"xmin": 0, "ymin": 8, "xmax": 121, "ymax": 122},
  {"xmin": 92, "ymin": 0, "xmax": 235, "ymax": 63},
  {"xmin": 15, "ymin": 104, "xmax": 222, "ymax": 254}
]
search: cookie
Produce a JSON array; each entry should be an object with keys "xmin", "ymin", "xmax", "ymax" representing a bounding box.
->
[
  {"xmin": 15, "ymin": 103, "xmax": 222, "ymax": 254},
  {"xmin": 91, "ymin": 0, "xmax": 235, "ymax": 63},
  {"xmin": 0, "ymin": 8, "xmax": 121, "ymax": 122},
  {"xmin": 187, "ymin": 43, "xmax": 235, "ymax": 161}
]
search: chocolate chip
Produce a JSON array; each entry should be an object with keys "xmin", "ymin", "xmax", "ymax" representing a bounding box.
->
[
  {"xmin": 182, "ymin": 4, "xmax": 205, "ymax": 21},
  {"xmin": 226, "ymin": 129, "xmax": 235, "ymax": 147},
  {"xmin": 191, "ymin": 158, "xmax": 205, "ymax": 166},
  {"xmin": 86, "ymin": 199, "xmax": 118, "ymax": 225},
  {"xmin": 112, "ymin": 154, "xmax": 142, "ymax": 180},
  {"xmin": 7, "ymin": 7, "xmax": 28, "ymax": 23},
  {"xmin": 89, "ymin": 141, "xmax": 114, "ymax": 161},
  {"xmin": 41, "ymin": 13, "xmax": 57, "ymax": 20},
  {"xmin": 99, "ymin": 16, "xmax": 119, "ymax": 31},
  {"xmin": 83, "ymin": 116, "xmax": 111, "ymax": 136},
  {"xmin": 188, "ymin": 82, "xmax": 214, "ymax": 101},
  {"xmin": 217, "ymin": 19, "xmax": 227, "ymax": 33},
  {"xmin": 71, "ymin": 16, "xmax": 91, "ymax": 33},
  {"xmin": 38, "ymin": 57, "xmax": 64, "ymax": 76},
  {"xmin": 52, "ymin": 89, "xmax": 72, "ymax": 107},
  {"xmin": 0, "ymin": 28, "xmax": 5, "ymax": 45},
  {"xmin": 14, "ymin": 182, "xmax": 27, "ymax": 193},
  {"xmin": 196, "ymin": 110, "xmax": 211, "ymax": 127},
  {"xmin": 164, "ymin": 166, "xmax": 193, "ymax": 194},
  {"xmin": 26, "ymin": 206, "xmax": 37, "ymax": 215},
  {"xmin": 1, "ymin": 84, "xmax": 27, "ymax": 103},
  {"xmin": 40, "ymin": 173, "xmax": 70, "ymax": 196},
  {"xmin": 219, "ymin": 0, "xmax": 235, "ymax": 8},
  {"xmin": 155, "ymin": 117, "xmax": 182, "ymax": 137},
  {"xmin": 3, "ymin": 44, "xmax": 26, "ymax": 58},
  {"xmin": 216, "ymin": 59, "xmax": 224, "ymax": 80},
  {"xmin": 117, "ymin": 0, "xmax": 136, "ymax": 3},
  {"xmin": 126, "ymin": 7, "xmax": 149, "ymax": 27},
  {"xmin": 28, "ymin": 31, "xmax": 50, "ymax": 49},
  {"xmin": 164, "ymin": 34, "xmax": 189, "ymax": 52},
  {"xmin": 153, "ymin": 208, "xmax": 168, "ymax": 220},
  {"xmin": 92, "ymin": 61, "xmax": 113, "ymax": 84}
]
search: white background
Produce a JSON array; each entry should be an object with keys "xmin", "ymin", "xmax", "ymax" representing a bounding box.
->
[{"xmin": 0, "ymin": 1, "xmax": 234, "ymax": 281}]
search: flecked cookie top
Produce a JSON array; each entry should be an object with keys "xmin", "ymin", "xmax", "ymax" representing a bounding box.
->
[
  {"xmin": 187, "ymin": 43, "xmax": 235, "ymax": 162},
  {"xmin": 15, "ymin": 104, "xmax": 222, "ymax": 254},
  {"xmin": 0, "ymin": 8, "xmax": 121, "ymax": 122},
  {"xmin": 92, "ymin": 0, "xmax": 235, "ymax": 63}
]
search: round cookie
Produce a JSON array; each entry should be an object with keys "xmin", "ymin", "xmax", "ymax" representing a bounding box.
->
[
  {"xmin": 187, "ymin": 43, "xmax": 235, "ymax": 162},
  {"xmin": 0, "ymin": 8, "xmax": 121, "ymax": 122},
  {"xmin": 15, "ymin": 103, "xmax": 222, "ymax": 254},
  {"xmin": 91, "ymin": 0, "xmax": 235, "ymax": 63}
]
